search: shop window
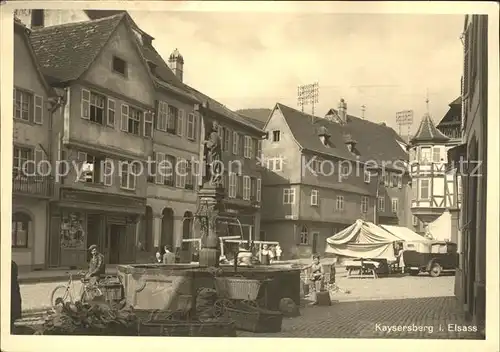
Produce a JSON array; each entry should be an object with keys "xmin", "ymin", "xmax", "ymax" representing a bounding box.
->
[{"xmin": 12, "ymin": 212, "xmax": 30, "ymax": 248}]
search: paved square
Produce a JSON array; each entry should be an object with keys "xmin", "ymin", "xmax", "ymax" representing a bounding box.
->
[{"xmin": 17, "ymin": 271, "xmax": 480, "ymax": 339}]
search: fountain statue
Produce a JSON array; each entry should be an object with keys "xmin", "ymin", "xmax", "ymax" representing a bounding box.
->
[{"xmin": 197, "ymin": 119, "xmax": 225, "ymax": 267}]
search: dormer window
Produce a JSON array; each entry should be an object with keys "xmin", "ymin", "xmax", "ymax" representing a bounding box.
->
[
  {"xmin": 112, "ymin": 56, "xmax": 127, "ymax": 76},
  {"xmin": 272, "ymin": 130, "xmax": 281, "ymax": 142},
  {"xmin": 317, "ymin": 126, "xmax": 332, "ymax": 147}
]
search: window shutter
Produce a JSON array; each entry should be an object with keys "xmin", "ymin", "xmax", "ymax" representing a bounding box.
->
[
  {"xmin": 81, "ymin": 89, "xmax": 90, "ymax": 119},
  {"xmin": 177, "ymin": 109, "xmax": 184, "ymax": 136},
  {"xmin": 232, "ymin": 132, "xmax": 238, "ymax": 155},
  {"xmin": 144, "ymin": 110, "xmax": 153, "ymax": 138},
  {"xmin": 77, "ymin": 151, "xmax": 87, "ymax": 182},
  {"xmin": 33, "ymin": 95, "xmax": 44, "ymax": 124},
  {"xmin": 155, "ymin": 152, "xmax": 165, "ymax": 184},
  {"xmin": 121, "ymin": 104, "xmax": 129, "ymax": 132},
  {"xmin": 194, "ymin": 113, "xmax": 199, "ymax": 141},
  {"xmin": 175, "ymin": 157, "xmax": 184, "ymax": 187},
  {"xmin": 103, "ymin": 159, "xmax": 113, "ymax": 186},
  {"xmin": 155, "ymin": 100, "xmax": 160, "ymax": 130},
  {"xmin": 107, "ymin": 99, "xmax": 115, "ymax": 127}
]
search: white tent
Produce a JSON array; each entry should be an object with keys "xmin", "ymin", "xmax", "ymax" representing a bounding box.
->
[
  {"xmin": 325, "ymin": 219, "xmax": 402, "ymax": 261},
  {"xmin": 380, "ymin": 225, "xmax": 431, "ymax": 243}
]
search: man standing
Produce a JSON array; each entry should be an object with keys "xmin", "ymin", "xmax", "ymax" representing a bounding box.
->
[{"xmin": 86, "ymin": 244, "xmax": 105, "ymax": 283}]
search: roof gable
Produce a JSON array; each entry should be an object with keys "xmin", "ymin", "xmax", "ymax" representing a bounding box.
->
[
  {"xmin": 411, "ymin": 113, "xmax": 450, "ymax": 144},
  {"xmin": 276, "ymin": 103, "xmax": 409, "ymax": 165},
  {"xmin": 14, "ymin": 20, "xmax": 53, "ymax": 96},
  {"xmin": 29, "ymin": 14, "xmax": 125, "ymax": 84}
]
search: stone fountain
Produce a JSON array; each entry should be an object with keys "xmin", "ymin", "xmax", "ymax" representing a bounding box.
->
[
  {"xmin": 116, "ymin": 112, "xmax": 301, "ymax": 317},
  {"xmin": 197, "ymin": 120, "xmax": 225, "ymax": 268}
]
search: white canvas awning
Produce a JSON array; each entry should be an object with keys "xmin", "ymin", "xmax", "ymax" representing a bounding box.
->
[
  {"xmin": 380, "ymin": 225, "xmax": 431, "ymax": 243},
  {"xmin": 325, "ymin": 219, "xmax": 401, "ymax": 261}
]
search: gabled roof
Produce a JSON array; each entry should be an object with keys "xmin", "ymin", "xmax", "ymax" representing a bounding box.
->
[
  {"xmin": 14, "ymin": 19, "xmax": 54, "ymax": 96},
  {"xmin": 275, "ymin": 103, "xmax": 409, "ymax": 165},
  {"xmin": 29, "ymin": 14, "xmax": 126, "ymax": 84},
  {"xmin": 410, "ymin": 113, "xmax": 450, "ymax": 144}
]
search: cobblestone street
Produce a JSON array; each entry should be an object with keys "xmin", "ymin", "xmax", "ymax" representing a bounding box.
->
[
  {"xmin": 15, "ymin": 271, "xmax": 482, "ymax": 339},
  {"xmin": 239, "ymin": 296, "xmax": 480, "ymax": 339}
]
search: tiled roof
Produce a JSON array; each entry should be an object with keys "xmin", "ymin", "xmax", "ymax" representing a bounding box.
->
[
  {"xmin": 30, "ymin": 12, "xmax": 263, "ymax": 133},
  {"xmin": 14, "ymin": 20, "xmax": 53, "ymax": 95},
  {"xmin": 276, "ymin": 103, "xmax": 409, "ymax": 165},
  {"xmin": 236, "ymin": 113, "xmax": 267, "ymax": 130},
  {"xmin": 184, "ymin": 86, "xmax": 265, "ymax": 134},
  {"xmin": 29, "ymin": 14, "xmax": 125, "ymax": 84},
  {"xmin": 236, "ymin": 109, "xmax": 272, "ymax": 124},
  {"xmin": 410, "ymin": 113, "xmax": 450, "ymax": 144}
]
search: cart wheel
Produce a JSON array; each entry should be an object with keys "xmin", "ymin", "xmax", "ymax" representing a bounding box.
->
[{"xmin": 213, "ymin": 299, "xmax": 231, "ymax": 317}]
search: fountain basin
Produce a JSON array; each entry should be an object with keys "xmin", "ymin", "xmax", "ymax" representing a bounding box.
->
[{"xmin": 117, "ymin": 264, "xmax": 301, "ymax": 313}]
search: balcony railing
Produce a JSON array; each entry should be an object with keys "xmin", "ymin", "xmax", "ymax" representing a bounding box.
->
[{"xmin": 12, "ymin": 171, "xmax": 54, "ymax": 197}]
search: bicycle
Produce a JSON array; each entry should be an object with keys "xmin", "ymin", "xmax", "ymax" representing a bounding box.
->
[{"xmin": 50, "ymin": 271, "xmax": 103, "ymax": 308}]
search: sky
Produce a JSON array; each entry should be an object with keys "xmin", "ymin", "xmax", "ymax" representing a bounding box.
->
[{"xmin": 131, "ymin": 11, "xmax": 464, "ymax": 135}]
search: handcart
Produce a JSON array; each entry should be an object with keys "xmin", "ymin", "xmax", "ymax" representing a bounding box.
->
[
  {"xmin": 212, "ymin": 276, "xmax": 272, "ymax": 317},
  {"xmin": 212, "ymin": 276, "xmax": 282, "ymax": 333}
]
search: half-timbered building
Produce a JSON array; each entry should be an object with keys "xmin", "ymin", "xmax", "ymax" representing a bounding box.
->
[{"xmin": 409, "ymin": 106, "xmax": 461, "ymax": 241}]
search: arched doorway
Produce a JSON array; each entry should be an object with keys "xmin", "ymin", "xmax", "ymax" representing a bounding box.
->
[
  {"xmin": 144, "ymin": 206, "xmax": 153, "ymax": 252},
  {"xmin": 161, "ymin": 208, "xmax": 174, "ymax": 251}
]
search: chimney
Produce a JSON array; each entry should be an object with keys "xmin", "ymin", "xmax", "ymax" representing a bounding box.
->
[
  {"xmin": 338, "ymin": 98, "xmax": 347, "ymax": 124},
  {"xmin": 168, "ymin": 48, "xmax": 184, "ymax": 82},
  {"xmin": 31, "ymin": 9, "xmax": 44, "ymax": 29}
]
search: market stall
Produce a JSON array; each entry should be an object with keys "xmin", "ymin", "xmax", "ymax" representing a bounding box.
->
[{"xmin": 325, "ymin": 219, "xmax": 402, "ymax": 278}]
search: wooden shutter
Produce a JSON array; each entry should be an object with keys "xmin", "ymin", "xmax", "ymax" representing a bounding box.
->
[
  {"xmin": 107, "ymin": 99, "xmax": 115, "ymax": 127},
  {"xmin": 232, "ymin": 132, "xmax": 238, "ymax": 155},
  {"xmin": 155, "ymin": 152, "xmax": 165, "ymax": 184},
  {"xmin": 144, "ymin": 111, "xmax": 153, "ymax": 138},
  {"xmin": 176, "ymin": 109, "xmax": 184, "ymax": 136},
  {"xmin": 194, "ymin": 113, "xmax": 199, "ymax": 141},
  {"xmin": 77, "ymin": 151, "xmax": 87, "ymax": 182},
  {"xmin": 34, "ymin": 95, "xmax": 43, "ymax": 124},
  {"xmin": 81, "ymin": 89, "xmax": 90, "ymax": 119},
  {"xmin": 103, "ymin": 159, "xmax": 113, "ymax": 186},
  {"xmin": 121, "ymin": 104, "xmax": 129, "ymax": 132},
  {"xmin": 155, "ymin": 100, "xmax": 164, "ymax": 131}
]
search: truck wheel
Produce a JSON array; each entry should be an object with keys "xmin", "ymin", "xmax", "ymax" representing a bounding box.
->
[
  {"xmin": 429, "ymin": 263, "xmax": 442, "ymax": 277},
  {"xmin": 409, "ymin": 270, "xmax": 419, "ymax": 276}
]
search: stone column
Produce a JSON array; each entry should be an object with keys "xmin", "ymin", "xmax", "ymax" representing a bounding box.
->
[
  {"xmin": 173, "ymin": 215, "xmax": 184, "ymax": 248},
  {"xmin": 198, "ymin": 184, "xmax": 225, "ymax": 267},
  {"xmin": 152, "ymin": 213, "xmax": 163, "ymax": 249}
]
